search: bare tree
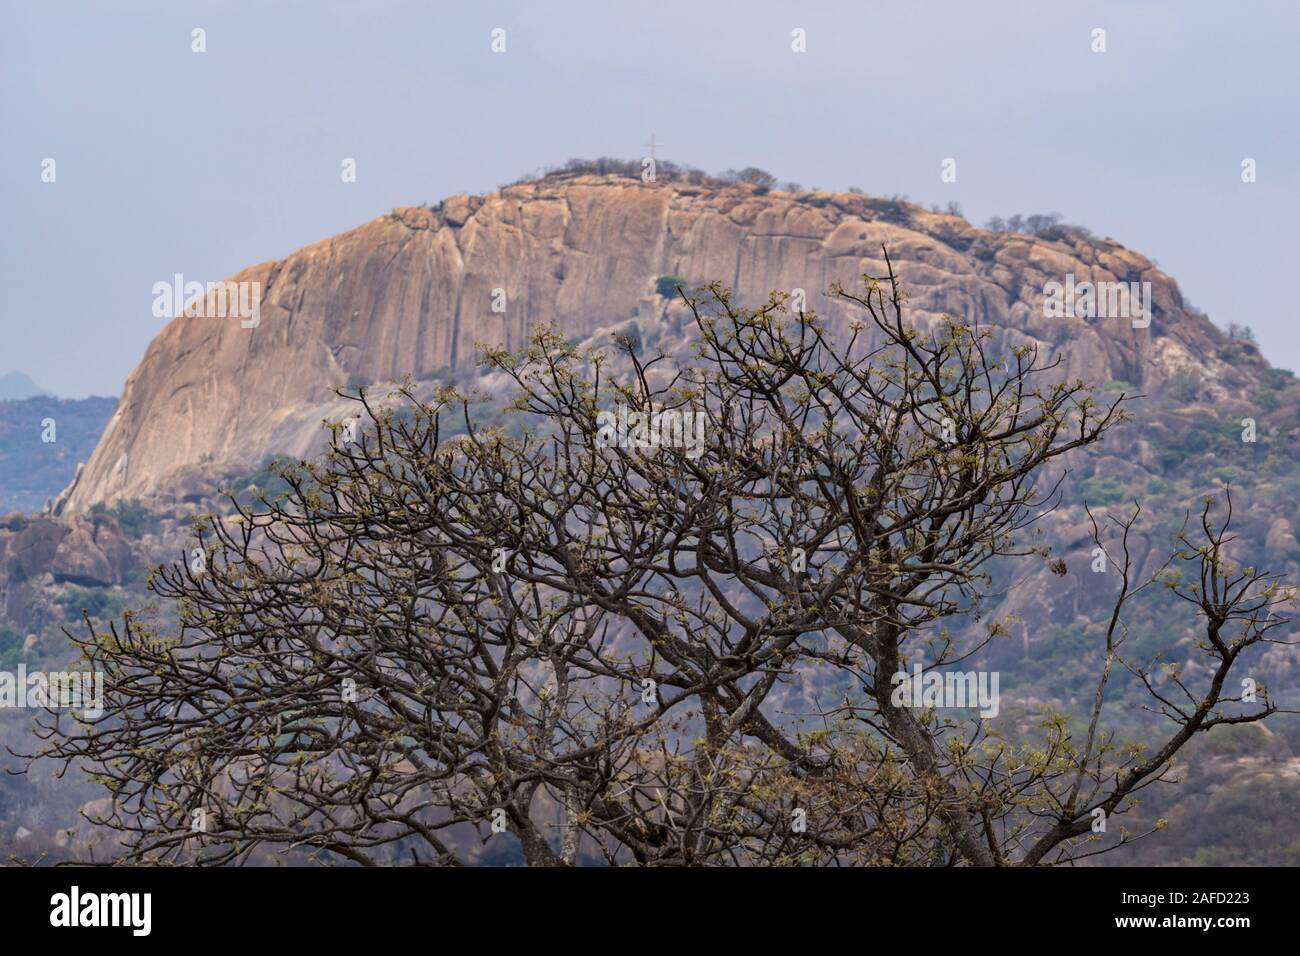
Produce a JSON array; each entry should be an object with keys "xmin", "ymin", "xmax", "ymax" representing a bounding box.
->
[{"xmin": 26, "ymin": 255, "xmax": 1292, "ymax": 866}]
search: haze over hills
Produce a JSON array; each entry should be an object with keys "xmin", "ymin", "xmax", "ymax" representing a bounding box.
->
[
  {"xmin": 0, "ymin": 372, "xmax": 48, "ymax": 401},
  {"xmin": 0, "ymin": 395, "xmax": 116, "ymax": 515}
]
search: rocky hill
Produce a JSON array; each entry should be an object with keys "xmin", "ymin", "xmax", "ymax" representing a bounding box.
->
[
  {"xmin": 5, "ymin": 164, "xmax": 1298, "ymax": 864},
  {"xmin": 62, "ymin": 169, "xmax": 1259, "ymax": 513}
]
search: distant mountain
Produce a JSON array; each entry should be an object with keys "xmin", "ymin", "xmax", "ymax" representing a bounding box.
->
[
  {"xmin": 0, "ymin": 372, "xmax": 48, "ymax": 401},
  {"xmin": 0, "ymin": 395, "xmax": 116, "ymax": 514}
]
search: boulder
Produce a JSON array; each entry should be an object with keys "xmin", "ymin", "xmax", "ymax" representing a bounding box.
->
[{"xmin": 49, "ymin": 517, "xmax": 133, "ymax": 587}]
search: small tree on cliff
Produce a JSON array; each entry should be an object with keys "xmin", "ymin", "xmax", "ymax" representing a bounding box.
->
[{"xmin": 31, "ymin": 255, "xmax": 1293, "ymax": 865}]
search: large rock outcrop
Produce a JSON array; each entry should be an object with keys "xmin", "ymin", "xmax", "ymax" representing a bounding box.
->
[
  {"xmin": 0, "ymin": 513, "xmax": 136, "ymax": 629},
  {"xmin": 64, "ymin": 174, "xmax": 1252, "ymax": 511}
]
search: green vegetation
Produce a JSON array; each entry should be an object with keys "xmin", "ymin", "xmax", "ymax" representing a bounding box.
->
[
  {"xmin": 226, "ymin": 455, "xmax": 296, "ymax": 508},
  {"xmin": 0, "ymin": 623, "xmax": 25, "ymax": 668},
  {"xmin": 54, "ymin": 586, "xmax": 123, "ymax": 622},
  {"xmin": 1079, "ymin": 474, "xmax": 1125, "ymax": 506},
  {"xmin": 1252, "ymin": 366, "xmax": 1297, "ymax": 410},
  {"xmin": 655, "ymin": 275, "xmax": 687, "ymax": 298},
  {"xmin": 88, "ymin": 498, "xmax": 150, "ymax": 537}
]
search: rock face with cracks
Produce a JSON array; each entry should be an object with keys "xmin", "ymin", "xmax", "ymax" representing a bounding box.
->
[{"xmin": 65, "ymin": 173, "xmax": 1251, "ymax": 512}]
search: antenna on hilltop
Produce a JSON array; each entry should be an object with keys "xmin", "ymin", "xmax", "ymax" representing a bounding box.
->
[{"xmin": 641, "ymin": 133, "xmax": 664, "ymax": 163}]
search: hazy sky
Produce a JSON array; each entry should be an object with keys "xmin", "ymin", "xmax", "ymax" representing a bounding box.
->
[{"xmin": 3, "ymin": 0, "xmax": 1296, "ymax": 397}]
